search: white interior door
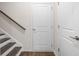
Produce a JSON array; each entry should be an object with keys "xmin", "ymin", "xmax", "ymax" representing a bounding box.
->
[
  {"xmin": 59, "ymin": 2, "xmax": 79, "ymax": 56},
  {"xmin": 32, "ymin": 3, "xmax": 53, "ymax": 51}
]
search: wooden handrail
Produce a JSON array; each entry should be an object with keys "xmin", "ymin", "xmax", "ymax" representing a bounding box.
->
[{"xmin": 0, "ymin": 10, "xmax": 26, "ymax": 30}]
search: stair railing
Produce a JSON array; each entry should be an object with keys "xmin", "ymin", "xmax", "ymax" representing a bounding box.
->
[{"xmin": 0, "ymin": 10, "xmax": 26, "ymax": 30}]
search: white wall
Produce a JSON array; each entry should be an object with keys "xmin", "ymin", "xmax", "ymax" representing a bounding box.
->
[{"xmin": 0, "ymin": 2, "xmax": 32, "ymax": 28}]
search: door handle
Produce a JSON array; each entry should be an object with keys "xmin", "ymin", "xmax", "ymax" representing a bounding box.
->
[{"xmin": 70, "ymin": 36, "xmax": 79, "ymax": 40}]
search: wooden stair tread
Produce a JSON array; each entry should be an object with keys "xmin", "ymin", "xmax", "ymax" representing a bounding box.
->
[
  {"xmin": 0, "ymin": 38, "xmax": 11, "ymax": 44},
  {"xmin": 0, "ymin": 42, "xmax": 16, "ymax": 55},
  {"xmin": 6, "ymin": 47, "xmax": 22, "ymax": 56}
]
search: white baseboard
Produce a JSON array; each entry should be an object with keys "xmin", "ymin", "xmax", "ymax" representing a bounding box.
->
[{"xmin": 53, "ymin": 49, "xmax": 59, "ymax": 56}]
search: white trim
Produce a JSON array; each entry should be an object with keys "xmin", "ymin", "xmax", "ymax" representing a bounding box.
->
[{"xmin": 53, "ymin": 49, "xmax": 59, "ymax": 56}]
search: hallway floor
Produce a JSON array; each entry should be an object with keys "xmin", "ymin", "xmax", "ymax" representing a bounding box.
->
[{"xmin": 20, "ymin": 52, "xmax": 55, "ymax": 56}]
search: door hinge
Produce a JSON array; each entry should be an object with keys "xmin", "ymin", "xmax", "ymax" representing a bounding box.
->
[
  {"xmin": 58, "ymin": 25, "xmax": 60, "ymax": 29},
  {"xmin": 58, "ymin": 2, "xmax": 59, "ymax": 6},
  {"xmin": 58, "ymin": 48, "xmax": 60, "ymax": 52}
]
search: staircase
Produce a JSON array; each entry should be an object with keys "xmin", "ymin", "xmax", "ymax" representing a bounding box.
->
[{"xmin": 0, "ymin": 28, "xmax": 23, "ymax": 56}]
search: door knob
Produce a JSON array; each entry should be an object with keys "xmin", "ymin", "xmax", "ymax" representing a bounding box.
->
[{"xmin": 70, "ymin": 36, "xmax": 79, "ymax": 40}]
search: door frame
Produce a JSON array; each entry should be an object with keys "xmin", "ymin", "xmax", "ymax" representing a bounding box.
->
[{"xmin": 52, "ymin": 2, "xmax": 60, "ymax": 56}]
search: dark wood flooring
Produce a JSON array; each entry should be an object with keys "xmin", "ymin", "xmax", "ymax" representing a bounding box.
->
[{"xmin": 20, "ymin": 51, "xmax": 55, "ymax": 56}]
